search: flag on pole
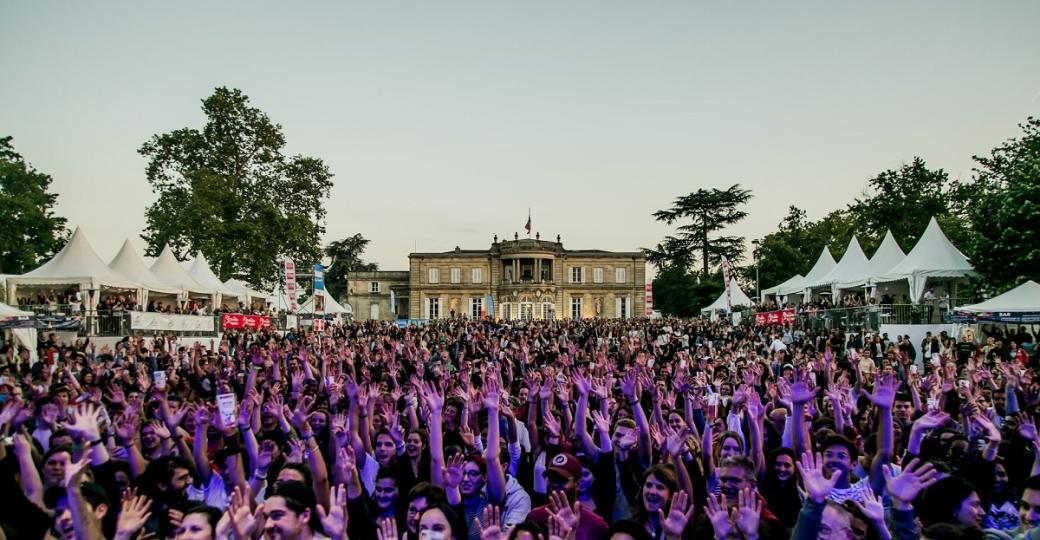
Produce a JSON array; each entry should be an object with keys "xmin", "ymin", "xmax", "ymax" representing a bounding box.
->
[
  {"xmin": 524, "ymin": 208, "xmax": 531, "ymax": 235},
  {"xmin": 721, "ymin": 256, "xmax": 733, "ymax": 311}
]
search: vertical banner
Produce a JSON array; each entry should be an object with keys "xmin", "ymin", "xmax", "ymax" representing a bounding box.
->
[
  {"xmin": 486, "ymin": 294, "xmax": 494, "ymax": 320},
  {"xmin": 389, "ymin": 290, "xmax": 396, "ymax": 315},
  {"xmin": 722, "ymin": 256, "xmax": 732, "ymax": 311},
  {"xmin": 284, "ymin": 258, "xmax": 298, "ymax": 313},
  {"xmin": 313, "ymin": 264, "xmax": 325, "ymax": 316},
  {"xmin": 645, "ymin": 284, "xmax": 653, "ymax": 316}
]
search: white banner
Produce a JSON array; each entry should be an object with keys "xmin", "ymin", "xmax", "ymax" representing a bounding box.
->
[{"xmin": 130, "ymin": 311, "xmax": 215, "ymax": 332}]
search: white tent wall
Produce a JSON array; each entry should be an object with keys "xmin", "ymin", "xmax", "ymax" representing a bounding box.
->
[
  {"xmin": 801, "ymin": 247, "xmax": 837, "ymax": 300},
  {"xmin": 874, "ymin": 217, "xmax": 975, "ymax": 302}
]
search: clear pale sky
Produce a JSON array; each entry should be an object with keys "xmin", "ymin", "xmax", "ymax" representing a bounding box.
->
[{"xmin": 2, "ymin": 2, "xmax": 1038, "ymax": 276}]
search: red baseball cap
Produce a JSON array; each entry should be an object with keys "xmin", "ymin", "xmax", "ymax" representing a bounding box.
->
[{"xmin": 544, "ymin": 453, "xmax": 582, "ymax": 481}]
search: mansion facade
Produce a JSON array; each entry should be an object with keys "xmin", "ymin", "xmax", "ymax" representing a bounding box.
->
[{"xmin": 345, "ymin": 235, "xmax": 647, "ymax": 321}]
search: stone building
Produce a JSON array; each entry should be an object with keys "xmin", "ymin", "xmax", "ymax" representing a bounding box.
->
[{"xmin": 345, "ymin": 235, "xmax": 647, "ymax": 321}]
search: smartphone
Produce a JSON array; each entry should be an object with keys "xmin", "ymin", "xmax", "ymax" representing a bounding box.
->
[
  {"xmin": 930, "ymin": 358, "xmax": 941, "ymax": 367},
  {"xmin": 0, "ymin": 376, "xmax": 8, "ymax": 386},
  {"xmin": 707, "ymin": 394, "xmax": 718, "ymax": 406},
  {"xmin": 647, "ymin": 358, "xmax": 655, "ymax": 369},
  {"xmin": 216, "ymin": 393, "xmax": 237, "ymax": 426},
  {"xmin": 958, "ymin": 379, "xmax": 969, "ymax": 389},
  {"xmin": 153, "ymin": 371, "xmax": 167, "ymax": 390},
  {"xmin": 679, "ymin": 359, "xmax": 687, "ymax": 369},
  {"xmin": 910, "ymin": 365, "xmax": 918, "ymax": 375},
  {"xmin": 927, "ymin": 398, "xmax": 939, "ymax": 411}
]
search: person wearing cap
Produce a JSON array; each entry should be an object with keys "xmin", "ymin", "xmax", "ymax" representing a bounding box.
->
[{"xmin": 525, "ymin": 452, "xmax": 609, "ymax": 540}]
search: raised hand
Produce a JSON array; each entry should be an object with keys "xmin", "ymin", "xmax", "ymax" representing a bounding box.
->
[
  {"xmin": 658, "ymin": 490, "xmax": 695, "ymax": 539},
  {"xmin": 375, "ymin": 516, "xmax": 398, "ymax": 540},
  {"xmin": 114, "ymin": 488, "xmax": 153, "ymax": 540},
  {"xmin": 788, "ymin": 378, "xmax": 816, "ymax": 406},
  {"xmin": 444, "ymin": 453, "xmax": 465, "ymax": 489},
  {"xmin": 704, "ymin": 494, "xmax": 734, "ymax": 539},
  {"xmin": 883, "ymin": 458, "xmax": 939, "ymax": 508},
  {"xmin": 796, "ymin": 452, "xmax": 838, "ymax": 503},
  {"xmin": 572, "ymin": 372, "xmax": 591, "ymax": 396},
  {"xmin": 476, "ymin": 505, "xmax": 504, "ymax": 540},
  {"xmin": 915, "ymin": 410, "xmax": 950, "ymax": 431},
  {"xmin": 228, "ymin": 486, "xmax": 264, "ymax": 540},
  {"xmin": 731, "ymin": 487, "xmax": 762, "ymax": 538},
  {"xmin": 590, "ymin": 410, "xmax": 611, "ymax": 435},
  {"xmin": 1020, "ymin": 413, "xmax": 1039, "ymax": 441},
  {"xmin": 543, "ymin": 412, "xmax": 561, "ymax": 438},
  {"xmin": 867, "ymin": 373, "xmax": 897, "ymax": 409},
  {"xmin": 316, "ymin": 484, "xmax": 349, "ymax": 540},
  {"xmin": 63, "ymin": 403, "xmax": 103, "ymax": 442},
  {"xmin": 64, "ymin": 453, "xmax": 92, "ymax": 488},
  {"xmin": 547, "ymin": 490, "xmax": 581, "ymax": 532},
  {"xmin": 851, "ymin": 484, "xmax": 885, "ymax": 525}
]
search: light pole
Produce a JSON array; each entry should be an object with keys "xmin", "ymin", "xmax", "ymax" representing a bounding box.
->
[{"xmin": 751, "ymin": 240, "xmax": 760, "ymax": 305}]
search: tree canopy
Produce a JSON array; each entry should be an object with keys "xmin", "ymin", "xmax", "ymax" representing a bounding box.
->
[
  {"xmin": 324, "ymin": 234, "xmax": 378, "ymax": 300},
  {"xmin": 647, "ymin": 184, "xmax": 753, "ymax": 276},
  {"xmin": 0, "ymin": 136, "xmax": 68, "ymax": 274},
  {"xmin": 139, "ymin": 88, "xmax": 333, "ymax": 289}
]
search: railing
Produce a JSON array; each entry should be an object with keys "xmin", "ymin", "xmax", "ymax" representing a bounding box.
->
[
  {"xmin": 18, "ymin": 303, "xmax": 83, "ymax": 316},
  {"xmin": 795, "ymin": 304, "xmax": 950, "ymax": 332}
]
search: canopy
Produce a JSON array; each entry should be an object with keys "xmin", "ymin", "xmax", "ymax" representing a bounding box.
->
[
  {"xmin": 701, "ymin": 278, "xmax": 753, "ymax": 313},
  {"xmin": 763, "ymin": 274, "xmax": 805, "ymax": 297},
  {"xmin": 874, "ymin": 217, "xmax": 975, "ymax": 301},
  {"xmin": 835, "ymin": 230, "xmax": 905, "ymax": 290},
  {"xmin": 0, "ymin": 303, "xmax": 32, "ymax": 318},
  {"xmin": 149, "ymin": 246, "xmax": 214, "ymax": 296},
  {"xmin": 958, "ymin": 281, "xmax": 1040, "ymax": 313},
  {"xmin": 7, "ymin": 227, "xmax": 142, "ymax": 290},
  {"xmin": 299, "ymin": 289, "xmax": 351, "ymax": 314},
  {"xmin": 108, "ymin": 239, "xmax": 182, "ymax": 295},
  {"xmin": 187, "ymin": 253, "xmax": 239, "ymax": 298},
  {"xmin": 224, "ymin": 279, "xmax": 271, "ymax": 304},
  {"xmin": 801, "ymin": 246, "xmax": 837, "ymax": 299},
  {"xmin": 267, "ymin": 286, "xmax": 300, "ymax": 312},
  {"xmin": 809, "ymin": 236, "xmax": 870, "ymax": 295}
]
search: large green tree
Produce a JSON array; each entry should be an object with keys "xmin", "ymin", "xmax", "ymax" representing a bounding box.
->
[
  {"xmin": 964, "ymin": 117, "xmax": 1040, "ymax": 291},
  {"xmin": 324, "ymin": 234, "xmax": 378, "ymax": 300},
  {"xmin": 139, "ymin": 88, "xmax": 333, "ymax": 288},
  {"xmin": 647, "ymin": 184, "xmax": 753, "ymax": 276},
  {"xmin": 755, "ymin": 207, "xmax": 858, "ymax": 291},
  {"xmin": 0, "ymin": 136, "xmax": 68, "ymax": 274}
]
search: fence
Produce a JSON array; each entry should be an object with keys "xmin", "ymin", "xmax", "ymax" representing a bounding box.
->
[{"xmin": 793, "ymin": 304, "xmax": 952, "ymax": 332}]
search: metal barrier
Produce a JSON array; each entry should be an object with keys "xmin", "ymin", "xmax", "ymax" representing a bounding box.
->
[
  {"xmin": 795, "ymin": 304, "xmax": 936, "ymax": 332},
  {"xmin": 18, "ymin": 303, "xmax": 82, "ymax": 316}
]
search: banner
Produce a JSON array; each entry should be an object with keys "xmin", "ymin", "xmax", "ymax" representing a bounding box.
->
[
  {"xmin": 645, "ymin": 284, "xmax": 654, "ymax": 316},
  {"xmin": 754, "ymin": 309, "xmax": 797, "ymax": 326},
  {"xmin": 131, "ymin": 312, "xmax": 215, "ymax": 332},
  {"xmin": 313, "ymin": 264, "xmax": 324, "ymax": 292},
  {"xmin": 284, "ymin": 259, "xmax": 297, "ymax": 313},
  {"xmin": 487, "ymin": 294, "xmax": 494, "ymax": 319},
  {"xmin": 221, "ymin": 313, "xmax": 272, "ymax": 330},
  {"xmin": 722, "ymin": 257, "xmax": 732, "ymax": 311}
]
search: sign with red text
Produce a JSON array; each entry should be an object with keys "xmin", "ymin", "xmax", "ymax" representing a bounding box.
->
[
  {"xmin": 221, "ymin": 313, "xmax": 272, "ymax": 330},
  {"xmin": 754, "ymin": 309, "xmax": 796, "ymax": 326}
]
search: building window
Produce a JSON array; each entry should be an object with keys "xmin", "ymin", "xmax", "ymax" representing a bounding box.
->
[
  {"xmin": 570, "ymin": 297, "xmax": 582, "ymax": 320},
  {"xmin": 370, "ymin": 303, "xmax": 380, "ymax": 320},
  {"xmin": 428, "ymin": 268, "xmax": 439, "ymax": 284},
  {"xmin": 502, "ymin": 303, "xmax": 511, "ymax": 320},
  {"xmin": 450, "ymin": 267, "xmax": 461, "ymax": 284},
  {"xmin": 615, "ymin": 267, "xmax": 626, "ymax": 284},
  {"xmin": 427, "ymin": 297, "xmax": 440, "ymax": 319},
  {"xmin": 369, "ymin": 282, "xmax": 381, "ymax": 293},
  {"xmin": 570, "ymin": 267, "xmax": 584, "ymax": 284},
  {"xmin": 593, "ymin": 267, "xmax": 604, "ymax": 283},
  {"xmin": 617, "ymin": 297, "xmax": 628, "ymax": 319},
  {"xmin": 470, "ymin": 297, "xmax": 483, "ymax": 319},
  {"xmin": 471, "ymin": 267, "xmax": 483, "ymax": 284},
  {"xmin": 541, "ymin": 302, "xmax": 555, "ymax": 320}
]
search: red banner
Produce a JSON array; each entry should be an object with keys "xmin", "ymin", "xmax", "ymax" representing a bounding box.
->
[
  {"xmin": 221, "ymin": 313, "xmax": 271, "ymax": 330},
  {"xmin": 754, "ymin": 309, "xmax": 796, "ymax": 326}
]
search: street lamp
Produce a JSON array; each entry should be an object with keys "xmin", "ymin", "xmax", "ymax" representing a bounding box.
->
[{"xmin": 751, "ymin": 240, "xmax": 760, "ymax": 305}]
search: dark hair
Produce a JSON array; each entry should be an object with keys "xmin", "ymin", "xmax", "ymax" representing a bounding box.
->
[
  {"xmin": 270, "ymin": 480, "xmax": 321, "ymax": 531},
  {"xmin": 43, "ymin": 444, "xmax": 74, "ymax": 463},
  {"xmin": 407, "ymin": 482, "xmax": 446, "ymax": 506},
  {"xmin": 920, "ymin": 477, "xmax": 978, "ymax": 527},
  {"xmin": 921, "ymin": 523, "xmax": 985, "ymax": 540},
  {"xmin": 506, "ymin": 520, "xmax": 548, "ymax": 539},
  {"xmin": 821, "ymin": 435, "xmax": 859, "ymax": 462},
  {"xmin": 605, "ymin": 519, "xmax": 654, "ymax": 540},
  {"xmin": 719, "ymin": 455, "xmax": 756, "ymax": 481},
  {"xmin": 1025, "ymin": 475, "xmax": 1040, "ymax": 492},
  {"xmin": 279, "ymin": 462, "xmax": 314, "ymax": 486},
  {"xmin": 183, "ymin": 505, "xmax": 222, "ymax": 535},
  {"xmin": 417, "ymin": 503, "xmax": 468, "ymax": 540}
]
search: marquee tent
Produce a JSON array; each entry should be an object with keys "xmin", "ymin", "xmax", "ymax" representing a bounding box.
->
[
  {"xmin": 6, "ymin": 227, "xmax": 142, "ymax": 304},
  {"xmin": 808, "ymin": 236, "xmax": 870, "ymax": 296},
  {"xmin": 187, "ymin": 253, "xmax": 240, "ymax": 301},
  {"xmin": 835, "ymin": 230, "xmax": 905, "ymax": 290},
  {"xmin": 299, "ymin": 289, "xmax": 352, "ymax": 315},
  {"xmin": 801, "ymin": 247, "xmax": 837, "ymax": 299},
  {"xmin": 874, "ymin": 217, "xmax": 975, "ymax": 302},
  {"xmin": 0, "ymin": 303, "xmax": 37, "ymax": 365},
  {"xmin": 149, "ymin": 246, "xmax": 215, "ymax": 297},
  {"xmin": 108, "ymin": 239, "xmax": 182, "ymax": 295},
  {"xmin": 701, "ymin": 278, "xmax": 753, "ymax": 313},
  {"xmin": 224, "ymin": 279, "xmax": 271, "ymax": 305},
  {"xmin": 958, "ymin": 281, "xmax": 1040, "ymax": 313},
  {"xmin": 763, "ymin": 274, "xmax": 804, "ymax": 297}
]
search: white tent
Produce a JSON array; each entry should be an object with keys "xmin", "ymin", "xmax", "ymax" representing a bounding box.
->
[
  {"xmin": 801, "ymin": 246, "xmax": 837, "ymax": 299},
  {"xmin": 6, "ymin": 227, "xmax": 142, "ymax": 304},
  {"xmin": 958, "ymin": 281, "xmax": 1040, "ymax": 313},
  {"xmin": 299, "ymin": 289, "xmax": 351, "ymax": 315},
  {"xmin": 808, "ymin": 236, "xmax": 870, "ymax": 296},
  {"xmin": 267, "ymin": 286, "xmax": 300, "ymax": 312},
  {"xmin": 0, "ymin": 303, "xmax": 32, "ymax": 318},
  {"xmin": 108, "ymin": 239, "xmax": 182, "ymax": 295},
  {"xmin": 836, "ymin": 230, "xmax": 905, "ymax": 290},
  {"xmin": 701, "ymin": 278, "xmax": 753, "ymax": 313},
  {"xmin": 1, "ymin": 303, "xmax": 37, "ymax": 365},
  {"xmin": 763, "ymin": 274, "xmax": 804, "ymax": 297},
  {"xmin": 224, "ymin": 279, "xmax": 271, "ymax": 305},
  {"xmin": 187, "ymin": 253, "xmax": 240, "ymax": 301},
  {"xmin": 874, "ymin": 217, "xmax": 975, "ymax": 302},
  {"xmin": 149, "ymin": 246, "xmax": 215, "ymax": 297}
]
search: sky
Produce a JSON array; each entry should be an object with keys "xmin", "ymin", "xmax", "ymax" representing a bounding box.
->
[{"xmin": 2, "ymin": 1, "xmax": 1039, "ymax": 280}]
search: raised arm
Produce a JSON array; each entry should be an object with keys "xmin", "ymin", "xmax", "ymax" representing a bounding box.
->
[
  {"xmin": 421, "ymin": 381, "xmax": 446, "ymax": 487},
  {"xmin": 865, "ymin": 373, "xmax": 896, "ymax": 495},
  {"xmin": 573, "ymin": 372, "xmax": 598, "ymax": 457},
  {"xmin": 621, "ymin": 370, "xmax": 652, "ymax": 465},
  {"xmin": 11, "ymin": 433, "xmax": 44, "ymax": 508},
  {"xmin": 483, "ymin": 378, "xmax": 506, "ymax": 504},
  {"xmin": 192, "ymin": 407, "xmax": 213, "ymax": 487}
]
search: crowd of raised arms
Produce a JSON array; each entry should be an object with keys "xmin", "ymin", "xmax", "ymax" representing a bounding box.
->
[{"xmin": 2, "ymin": 317, "xmax": 1040, "ymax": 540}]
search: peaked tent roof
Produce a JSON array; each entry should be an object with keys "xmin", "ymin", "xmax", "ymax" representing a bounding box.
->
[
  {"xmin": 9, "ymin": 227, "xmax": 142, "ymax": 289},
  {"xmin": 108, "ymin": 239, "xmax": 182, "ymax": 295},
  {"xmin": 958, "ymin": 281, "xmax": 1040, "ymax": 313},
  {"xmin": 149, "ymin": 246, "xmax": 214, "ymax": 295},
  {"xmin": 763, "ymin": 274, "xmax": 805, "ymax": 297},
  {"xmin": 187, "ymin": 253, "xmax": 239, "ymax": 297},
  {"xmin": 875, "ymin": 217, "xmax": 975, "ymax": 300},
  {"xmin": 810, "ymin": 236, "xmax": 870, "ymax": 291},
  {"xmin": 0, "ymin": 303, "xmax": 33, "ymax": 318},
  {"xmin": 267, "ymin": 286, "xmax": 300, "ymax": 312},
  {"xmin": 701, "ymin": 278, "xmax": 753, "ymax": 313},
  {"xmin": 299, "ymin": 288, "xmax": 352, "ymax": 314},
  {"xmin": 836, "ymin": 230, "xmax": 905, "ymax": 289},
  {"xmin": 224, "ymin": 279, "xmax": 271, "ymax": 303},
  {"xmin": 800, "ymin": 247, "xmax": 837, "ymax": 296}
]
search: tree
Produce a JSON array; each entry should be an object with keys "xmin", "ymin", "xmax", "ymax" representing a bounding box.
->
[
  {"xmin": 964, "ymin": 117, "xmax": 1040, "ymax": 291},
  {"xmin": 0, "ymin": 136, "xmax": 68, "ymax": 274},
  {"xmin": 648, "ymin": 184, "xmax": 753, "ymax": 276},
  {"xmin": 754, "ymin": 207, "xmax": 858, "ymax": 291},
  {"xmin": 652, "ymin": 267, "xmax": 723, "ymax": 317},
  {"xmin": 324, "ymin": 234, "xmax": 378, "ymax": 300},
  {"xmin": 139, "ymin": 88, "xmax": 333, "ymax": 289}
]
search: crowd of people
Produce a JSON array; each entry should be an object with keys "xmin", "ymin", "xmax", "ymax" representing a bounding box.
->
[{"xmin": 2, "ymin": 316, "xmax": 1040, "ymax": 540}]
